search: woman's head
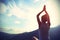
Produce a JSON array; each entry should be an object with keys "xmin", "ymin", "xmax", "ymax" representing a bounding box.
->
[{"xmin": 41, "ymin": 14, "xmax": 48, "ymax": 23}]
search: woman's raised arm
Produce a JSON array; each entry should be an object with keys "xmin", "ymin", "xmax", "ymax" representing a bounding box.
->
[
  {"xmin": 44, "ymin": 5, "xmax": 51, "ymax": 26},
  {"xmin": 36, "ymin": 5, "xmax": 46, "ymax": 26}
]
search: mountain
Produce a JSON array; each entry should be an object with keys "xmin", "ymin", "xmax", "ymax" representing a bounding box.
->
[
  {"xmin": 0, "ymin": 25, "xmax": 60, "ymax": 40},
  {"xmin": 50, "ymin": 25, "xmax": 60, "ymax": 40}
]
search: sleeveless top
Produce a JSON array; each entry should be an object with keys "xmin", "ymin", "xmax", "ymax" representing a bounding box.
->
[{"xmin": 39, "ymin": 22, "xmax": 50, "ymax": 40}]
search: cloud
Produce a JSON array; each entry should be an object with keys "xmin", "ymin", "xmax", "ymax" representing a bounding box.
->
[
  {"xmin": 2, "ymin": 27, "xmax": 35, "ymax": 34},
  {"xmin": 33, "ymin": 0, "xmax": 39, "ymax": 3},
  {"xmin": 0, "ymin": 3, "xmax": 7, "ymax": 14},
  {"xmin": 14, "ymin": 20, "xmax": 21, "ymax": 24},
  {"xmin": 7, "ymin": 13, "xmax": 13, "ymax": 17}
]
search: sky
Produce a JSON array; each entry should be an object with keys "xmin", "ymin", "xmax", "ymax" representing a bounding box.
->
[{"xmin": 0, "ymin": 0, "xmax": 60, "ymax": 34}]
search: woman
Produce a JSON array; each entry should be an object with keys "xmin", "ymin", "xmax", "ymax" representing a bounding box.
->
[{"xmin": 37, "ymin": 5, "xmax": 50, "ymax": 40}]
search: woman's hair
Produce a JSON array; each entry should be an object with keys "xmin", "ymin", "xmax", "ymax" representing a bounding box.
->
[{"xmin": 41, "ymin": 14, "xmax": 48, "ymax": 23}]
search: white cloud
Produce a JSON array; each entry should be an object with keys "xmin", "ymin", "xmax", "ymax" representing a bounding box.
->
[
  {"xmin": 3, "ymin": 26, "xmax": 36, "ymax": 34},
  {"xmin": 33, "ymin": 0, "xmax": 39, "ymax": 3},
  {"xmin": 8, "ymin": 3, "xmax": 27, "ymax": 18},
  {"xmin": 7, "ymin": 13, "xmax": 13, "ymax": 17},
  {"xmin": 0, "ymin": 3, "xmax": 7, "ymax": 13},
  {"xmin": 14, "ymin": 20, "xmax": 21, "ymax": 24}
]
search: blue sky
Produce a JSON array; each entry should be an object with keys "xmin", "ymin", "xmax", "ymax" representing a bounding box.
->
[{"xmin": 0, "ymin": 0, "xmax": 60, "ymax": 34}]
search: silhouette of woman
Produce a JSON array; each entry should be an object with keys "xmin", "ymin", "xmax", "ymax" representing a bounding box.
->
[{"xmin": 37, "ymin": 5, "xmax": 50, "ymax": 40}]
